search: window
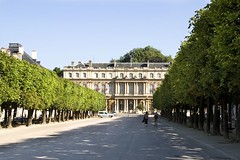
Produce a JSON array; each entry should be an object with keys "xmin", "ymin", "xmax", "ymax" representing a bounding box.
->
[
  {"xmin": 120, "ymin": 73, "xmax": 124, "ymax": 78},
  {"xmin": 109, "ymin": 82, "xmax": 114, "ymax": 94},
  {"xmin": 95, "ymin": 73, "xmax": 98, "ymax": 78},
  {"xmin": 119, "ymin": 100, "xmax": 124, "ymax": 111},
  {"xmin": 102, "ymin": 73, "xmax": 105, "ymax": 78},
  {"xmin": 128, "ymin": 100, "xmax": 134, "ymax": 111},
  {"xmin": 120, "ymin": 83, "xmax": 125, "ymax": 94},
  {"xmin": 129, "ymin": 73, "xmax": 133, "ymax": 78},
  {"xmin": 150, "ymin": 84, "xmax": 154, "ymax": 94},
  {"xmin": 157, "ymin": 73, "xmax": 161, "ymax": 79},
  {"xmin": 101, "ymin": 84, "xmax": 105, "ymax": 94},
  {"xmin": 128, "ymin": 83, "xmax": 134, "ymax": 94},
  {"xmin": 138, "ymin": 83, "xmax": 143, "ymax": 94},
  {"xmin": 94, "ymin": 84, "xmax": 98, "ymax": 91},
  {"xmin": 69, "ymin": 73, "xmax": 72, "ymax": 78},
  {"xmin": 109, "ymin": 73, "xmax": 113, "ymax": 78},
  {"xmin": 139, "ymin": 73, "xmax": 142, "ymax": 78},
  {"xmin": 83, "ymin": 73, "xmax": 86, "ymax": 78},
  {"xmin": 150, "ymin": 73, "xmax": 154, "ymax": 78},
  {"xmin": 76, "ymin": 73, "xmax": 79, "ymax": 78}
]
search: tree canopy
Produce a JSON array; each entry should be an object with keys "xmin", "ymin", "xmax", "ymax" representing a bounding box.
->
[{"xmin": 117, "ymin": 46, "xmax": 172, "ymax": 62}]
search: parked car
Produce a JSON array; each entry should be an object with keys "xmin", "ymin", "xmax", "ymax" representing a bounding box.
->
[{"xmin": 98, "ymin": 111, "xmax": 113, "ymax": 118}]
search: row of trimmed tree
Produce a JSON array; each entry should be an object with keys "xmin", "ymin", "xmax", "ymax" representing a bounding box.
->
[
  {"xmin": 153, "ymin": 0, "xmax": 240, "ymax": 141},
  {"xmin": 0, "ymin": 51, "xmax": 106, "ymax": 128}
]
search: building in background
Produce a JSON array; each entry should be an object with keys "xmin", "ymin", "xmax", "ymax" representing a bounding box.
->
[
  {"xmin": 1, "ymin": 43, "xmax": 40, "ymax": 65},
  {"xmin": 0, "ymin": 43, "xmax": 41, "ymax": 120},
  {"xmin": 63, "ymin": 60, "xmax": 170, "ymax": 114}
]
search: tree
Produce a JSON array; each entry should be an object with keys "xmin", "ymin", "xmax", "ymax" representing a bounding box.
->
[
  {"xmin": 118, "ymin": 46, "xmax": 172, "ymax": 62},
  {"xmin": 53, "ymin": 67, "xmax": 63, "ymax": 78}
]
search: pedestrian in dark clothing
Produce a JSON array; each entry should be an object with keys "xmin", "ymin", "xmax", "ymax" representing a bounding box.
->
[
  {"xmin": 154, "ymin": 112, "xmax": 158, "ymax": 127},
  {"xmin": 144, "ymin": 112, "xmax": 149, "ymax": 127}
]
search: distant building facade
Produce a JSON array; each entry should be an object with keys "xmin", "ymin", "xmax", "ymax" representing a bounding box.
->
[
  {"xmin": 1, "ymin": 43, "xmax": 40, "ymax": 65},
  {"xmin": 0, "ymin": 43, "xmax": 41, "ymax": 121},
  {"xmin": 63, "ymin": 60, "xmax": 170, "ymax": 114}
]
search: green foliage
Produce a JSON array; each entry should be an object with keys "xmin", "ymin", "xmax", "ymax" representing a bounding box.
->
[
  {"xmin": 118, "ymin": 46, "xmax": 172, "ymax": 62},
  {"xmin": 0, "ymin": 51, "xmax": 105, "ymax": 113},
  {"xmin": 53, "ymin": 67, "xmax": 63, "ymax": 77},
  {"xmin": 154, "ymin": 0, "xmax": 240, "ymax": 111}
]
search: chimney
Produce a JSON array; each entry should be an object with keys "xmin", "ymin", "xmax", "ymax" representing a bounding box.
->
[
  {"xmin": 18, "ymin": 46, "xmax": 24, "ymax": 55},
  {"xmin": 71, "ymin": 61, "xmax": 74, "ymax": 66},
  {"xmin": 89, "ymin": 60, "xmax": 92, "ymax": 67},
  {"xmin": 31, "ymin": 50, "xmax": 37, "ymax": 60}
]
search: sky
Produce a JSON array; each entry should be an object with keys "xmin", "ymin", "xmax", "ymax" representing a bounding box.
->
[{"xmin": 0, "ymin": 0, "xmax": 210, "ymax": 70}]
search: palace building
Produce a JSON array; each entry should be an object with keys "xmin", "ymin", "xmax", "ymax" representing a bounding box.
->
[{"xmin": 63, "ymin": 60, "xmax": 170, "ymax": 114}]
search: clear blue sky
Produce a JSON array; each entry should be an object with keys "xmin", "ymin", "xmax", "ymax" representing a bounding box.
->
[{"xmin": 0, "ymin": 0, "xmax": 210, "ymax": 70}]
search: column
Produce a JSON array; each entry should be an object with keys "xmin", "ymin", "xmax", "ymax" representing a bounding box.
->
[
  {"xmin": 116, "ymin": 99, "xmax": 119, "ymax": 113},
  {"xmin": 126, "ymin": 99, "xmax": 129, "ymax": 113}
]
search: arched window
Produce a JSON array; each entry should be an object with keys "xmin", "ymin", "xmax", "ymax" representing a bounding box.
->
[
  {"xmin": 150, "ymin": 73, "xmax": 154, "ymax": 78},
  {"xmin": 95, "ymin": 73, "xmax": 98, "ymax": 78},
  {"xmin": 157, "ymin": 73, "xmax": 161, "ymax": 79},
  {"xmin": 139, "ymin": 73, "xmax": 142, "ymax": 78}
]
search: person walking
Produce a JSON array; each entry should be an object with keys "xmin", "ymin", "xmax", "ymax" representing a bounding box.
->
[
  {"xmin": 154, "ymin": 112, "xmax": 158, "ymax": 127},
  {"xmin": 143, "ymin": 112, "xmax": 149, "ymax": 127}
]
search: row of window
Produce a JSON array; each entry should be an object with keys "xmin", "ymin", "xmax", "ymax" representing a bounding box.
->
[
  {"xmin": 68, "ymin": 72, "xmax": 162, "ymax": 79},
  {"xmin": 81, "ymin": 82, "xmax": 156, "ymax": 94}
]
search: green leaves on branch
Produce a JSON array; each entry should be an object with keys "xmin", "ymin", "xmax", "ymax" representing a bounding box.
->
[{"xmin": 0, "ymin": 51, "xmax": 105, "ymax": 112}]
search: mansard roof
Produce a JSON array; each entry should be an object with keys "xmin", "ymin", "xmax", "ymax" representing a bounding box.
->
[{"xmin": 69, "ymin": 61, "xmax": 170, "ymax": 69}]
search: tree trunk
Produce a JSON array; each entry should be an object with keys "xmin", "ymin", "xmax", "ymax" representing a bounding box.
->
[
  {"xmin": 206, "ymin": 98, "xmax": 211, "ymax": 133},
  {"xmin": 228, "ymin": 103, "xmax": 232, "ymax": 129},
  {"xmin": 183, "ymin": 105, "xmax": 187, "ymax": 125},
  {"xmin": 194, "ymin": 106, "xmax": 198, "ymax": 129},
  {"xmin": 4, "ymin": 108, "xmax": 8, "ymax": 127},
  {"xmin": 49, "ymin": 109, "xmax": 53, "ymax": 123},
  {"xmin": 236, "ymin": 104, "xmax": 240, "ymax": 142},
  {"xmin": 61, "ymin": 110, "xmax": 65, "ymax": 122},
  {"xmin": 42, "ymin": 110, "xmax": 47, "ymax": 124},
  {"xmin": 222, "ymin": 95, "xmax": 229, "ymax": 139},
  {"xmin": 57, "ymin": 110, "xmax": 61, "ymax": 122},
  {"xmin": 199, "ymin": 98, "xmax": 205, "ymax": 131},
  {"xmin": 213, "ymin": 101, "xmax": 220, "ymax": 135},
  {"xmin": 27, "ymin": 109, "xmax": 34, "ymax": 126},
  {"xmin": 7, "ymin": 107, "xmax": 13, "ymax": 128},
  {"xmin": 189, "ymin": 106, "xmax": 194, "ymax": 128}
]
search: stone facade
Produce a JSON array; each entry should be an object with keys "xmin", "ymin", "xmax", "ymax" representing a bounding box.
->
[{"xmin": 63, "ymin": 60, "xmax": 170, "ymax": 114}]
